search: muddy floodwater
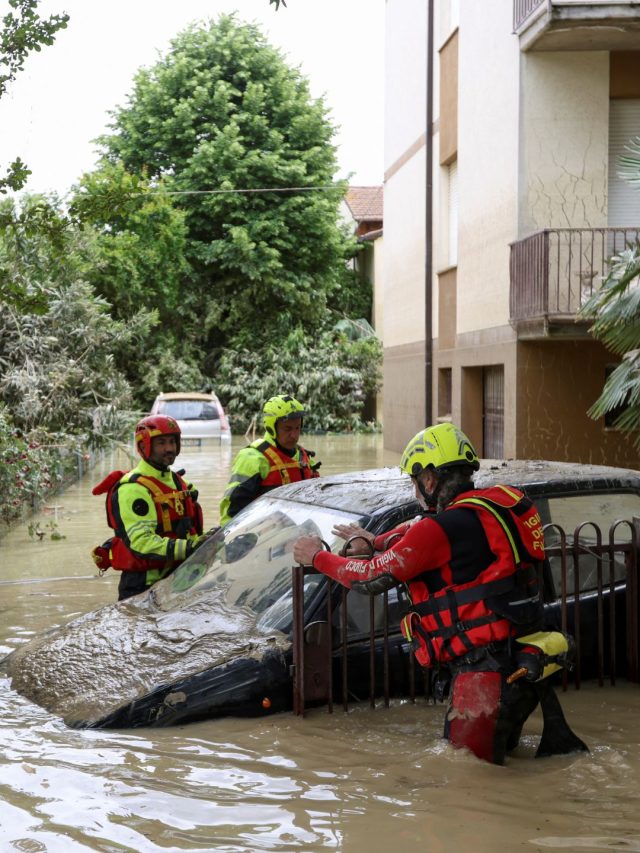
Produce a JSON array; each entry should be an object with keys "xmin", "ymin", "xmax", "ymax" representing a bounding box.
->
[{"xmin": 1, "ymin": 435, "xmax": 640, "ymax": 852}]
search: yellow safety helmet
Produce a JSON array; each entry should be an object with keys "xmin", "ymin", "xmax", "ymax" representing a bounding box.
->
[
  {"xmin": 263, "ymin": 394, "xmax": 305, "ymax": 439},
  {"xmin": 400, "ymin": 423, "xmax": 479, "ymax": 478}
]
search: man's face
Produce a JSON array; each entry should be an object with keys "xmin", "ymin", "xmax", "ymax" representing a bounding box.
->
[
  {"xmin": 275, "ymin": 417, "xmax": 302, "ymax": 451},
  {"xmin": 149, "ymin": 434, "xmax": 178, "ymax": 468},
  {"xmin": 413, "ymin": 469, "xmax": 438, "ymax": 508}
]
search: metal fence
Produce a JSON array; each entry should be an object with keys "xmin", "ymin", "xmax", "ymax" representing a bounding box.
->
[
  {"xmin": 291, "ymin": 519, "xmax": 640, "ymax": 716},
  {"xmin": 509, "ymin": 227, "xmax": 640, "ymax": 324}
]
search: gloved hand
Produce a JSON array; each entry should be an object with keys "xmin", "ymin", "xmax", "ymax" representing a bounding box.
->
[
  {"xmin": 351, "ymin": 573, "xmax": 399, "ymax": 595},
  {"xmin": 185, "ymin": 533, "xmax": 208, "ymax": 557}
]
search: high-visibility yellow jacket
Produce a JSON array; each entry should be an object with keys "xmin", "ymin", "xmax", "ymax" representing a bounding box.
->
[{"xmin": 219, "ymin": 434, "xmax": 319, "ymax": 526}]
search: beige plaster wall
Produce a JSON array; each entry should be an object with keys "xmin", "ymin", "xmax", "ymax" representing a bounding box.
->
[
  {"xmin": 520, "ymin": 51, "xmax": 609, "ymax": 233},
  {"xmin": 456, "ymin": 0, "xmax": 521, "ymax": 335},
  {"xmin": 383, "ymin": 156, "xmax": 426, "ymax": 349},
  {"xmin": 384, "ymin": 0, "xmax": 427, "ymax": 168},
  {"xmin": 383, "ymin": 340, "xmax": 426, "ymax": 452},
  {"xmin": 383, "ymin": 0, "xmax": 429, "ymax": 449},
  {"xmin": 436, "ymin": 325, "xmax": 518, "ymax": 457},
  {"xmin": 517, "ymin": 340, "xmax": 640, "ymax": 467}
]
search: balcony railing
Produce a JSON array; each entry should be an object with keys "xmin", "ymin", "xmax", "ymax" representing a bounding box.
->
[
  {"xmin": 509, "ymin": 227, "xmax": 640, "ymax": 335},
  {"xmin": 514, "ymin": 0, "xmax": 640, "ymax": 51},
  {"xmin": 513, "ymin": 0, "xmax": 545, "ymax": 31}
]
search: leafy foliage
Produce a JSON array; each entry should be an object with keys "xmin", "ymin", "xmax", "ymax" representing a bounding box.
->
[
  {"xmin": 0, "ymin": 197, "xmax": 138, "ymax": 445},
  {"xmin": 0, "ymin": 194, "xmax": 75, "ymax": 312},
  {"xmin": 96, "ymin": 14, "xmax": 359, "ymax": 355},
  {"xmin": 0, "ymin": 0, "xmax": 69, "ymax": 193},
  {"xmin": 69, "ymin": 162, "xmax": 209, "ymax": 407},
  {"xmin": 216, "ymin": 329, "xmax": 382, "ymax": 433},
  {"xmin": 581, "ymin": 245, "xmax": 640, "ymax": 443},
  {"xmin": 0, "ymin": 404, "xmax": 64, "ymax": 526},
  {"xmin": 581, "ymin": 136, "xmax": 640, "ymax": 445}
]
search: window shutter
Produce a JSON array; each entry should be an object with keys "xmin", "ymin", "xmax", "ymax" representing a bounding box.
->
[{"xmin": 609, "ymin": 99, "xmax": 640, "ymax": 227}]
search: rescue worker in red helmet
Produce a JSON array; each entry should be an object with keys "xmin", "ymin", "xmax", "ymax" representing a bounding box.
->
[
  {"xmin": 293, "ymin": 423, "xmax": 588, "ymax": 765},
  {"xmin": 219, "ymin": 394, "xmax": 320, "ymax": 526},
  {"xmin": 92, "ymin": 415, "xmax": 206, "ymax": 601}
]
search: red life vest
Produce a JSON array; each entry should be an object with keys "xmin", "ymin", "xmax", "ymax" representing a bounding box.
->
[
  {"xmin": 253, "ymin": 440, "xmax": 318, "ymax": 488},
  {"xmin": 401, "ymin": 485, "xmax": 545, "ymax": 668},
  {"xmin": 91, "ymin": 468, "xmax": 203, "ymax": 573}
]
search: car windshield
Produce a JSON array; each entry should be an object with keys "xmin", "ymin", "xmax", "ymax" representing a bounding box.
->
[
  {"xmin": 153, "ymin": 495, "xmax": 366, "ymax": 632},
  {"xmin": 159, "ymin": 400, "xmax": 219, "ymax": 421}
]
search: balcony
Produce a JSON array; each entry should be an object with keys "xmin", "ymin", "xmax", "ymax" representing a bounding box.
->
[
  {"xmin": 514, "ymin": 1, "xmax": 640, "ymax": 51},
  {"xmin": 509, "ymin": 227, "xmax": 640, "ymax": 339}
]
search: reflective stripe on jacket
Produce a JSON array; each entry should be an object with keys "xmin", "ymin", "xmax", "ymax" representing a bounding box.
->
[
  {"xmin": 219, "ymin": 434, "xmax": 319, "ymax": 525},
  {"xmin": 93, "ymin": 459, "xmax": 203, "ymax": 577}
]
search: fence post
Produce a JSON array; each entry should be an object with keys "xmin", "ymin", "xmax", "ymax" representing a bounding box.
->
[{"xmin": 628, "ymin": 518, "xmax": 640, "ymax": 683}]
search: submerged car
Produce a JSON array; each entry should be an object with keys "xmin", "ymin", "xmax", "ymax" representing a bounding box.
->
[
  {"xmin": 4, "ymin": 460, "xmax": 640, "ymax": 729},
  {"xmin": 150, "ymin": 391, "xmax": 231, "ymax": 442}
]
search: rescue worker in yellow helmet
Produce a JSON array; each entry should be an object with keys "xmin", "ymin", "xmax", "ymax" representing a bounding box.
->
[
  {"xmin": 294, "ymin": 422, "xmax": 588, "ymax": 765},
  {"xmin": 92, "ymin": 415, "xmax": 207, "ymax": 601},
  {"xmin": 219, "ymin": 394, "xmax": 320, "ymax": 526}
]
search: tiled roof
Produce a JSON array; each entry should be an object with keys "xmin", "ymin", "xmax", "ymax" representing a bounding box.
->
[{"xmin": 344, "ymin": 185, "xmax": 383, "ymax": 222}]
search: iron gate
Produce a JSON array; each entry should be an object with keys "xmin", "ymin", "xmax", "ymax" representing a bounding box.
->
[{"xmin": 291, "ymin": 519, "xmax": 640, "ymax": 716}]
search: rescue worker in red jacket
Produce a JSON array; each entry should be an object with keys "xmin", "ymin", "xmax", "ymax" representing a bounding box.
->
[
  {"xmin": 219, "ymin": 394, "xmax": 320, "ymax": 526},
  {"xmin": 293, "ymin": 423, "xmax": 587, "ymax": 765},
  {"xmin": 92, "ymin": 415, "xmax": 206, "ymax": 601}
]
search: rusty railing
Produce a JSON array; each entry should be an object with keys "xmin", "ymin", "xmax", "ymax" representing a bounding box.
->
[
  {"xmin": 291, "ymin": 519, "xmax": 639, "ymax": 716},
  {"xmin": 509, "ymin": 227, "xmax": 640, "ymax": 325}
]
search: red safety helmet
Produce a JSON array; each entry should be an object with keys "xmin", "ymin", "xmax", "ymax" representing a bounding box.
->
[{"xmin": 134, "ymin": 415, "xmax": 181, "ymax": 461}]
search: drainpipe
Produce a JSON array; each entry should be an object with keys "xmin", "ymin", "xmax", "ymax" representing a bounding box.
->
[{"xmin": 425, "ymin": 0, "xmax": 434, "ymax": 426}]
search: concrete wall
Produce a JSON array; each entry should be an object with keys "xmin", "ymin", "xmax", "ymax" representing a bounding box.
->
[
  {"xmin": 519, "ymin": 51, "xmax": 610, "ymax": 233},
  {"xmin": 517, "ymin": 340, "xmax": 640, "ymax": 467},
  {"xmin": 382, "ymin": 0, "xmax": 428, "ymax": 451},
  {"xmin": 456, "ymin": 0, "xmax": 521, "ymax": 336}
]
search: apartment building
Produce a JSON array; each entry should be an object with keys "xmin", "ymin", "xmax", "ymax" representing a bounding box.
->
[{"xmin": 383, "ymin": 0, "xmax": 640, "ymax": 467}]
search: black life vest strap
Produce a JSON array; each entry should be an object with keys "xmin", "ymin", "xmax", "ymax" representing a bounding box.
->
[{"xmin": 409, "ymin": 565, "xmax": 537, "ymax": 619}]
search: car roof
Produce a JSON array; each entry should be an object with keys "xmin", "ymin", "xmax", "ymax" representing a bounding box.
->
[
  {"xmin": 155, "ymin": 391, "xmax": 219, "ymax": 401},
  {"xmin": 275, "ymin": 459, "xmax": 640, "ymax": 519}
]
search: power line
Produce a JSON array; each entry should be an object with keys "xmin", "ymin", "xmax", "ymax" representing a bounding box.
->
[{"xmin": 139, "ymin": 184, "xmax": 346, "ymax": 196}]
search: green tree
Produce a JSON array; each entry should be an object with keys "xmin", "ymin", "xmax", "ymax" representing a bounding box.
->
[
  {"xmin": 71, "ymin": 163, "xmax": 190, "ymax": 324},
  {"xmin": 70, "ymin": 163, "xmax": 208, "ymax": 409},
  {"xmin": 216, "ymin": 327, "xmax": 382, "ymax": 433},
  {"xmin": 581, "ymin": 137, "xmax": 640, "ymax": 447},
  {"xmin": 0, "ymin": 0, "xmax": 69, "ymax": 193},
  {"xmin": 0, "ymin": 195, "xmax": 137, "ymax": 443},
  {"xmin": 97, "ymin": 14, "xmax": 359, "ymax": 357}
]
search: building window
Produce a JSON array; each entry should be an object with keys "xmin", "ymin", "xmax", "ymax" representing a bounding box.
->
[
  {"xmin": 447, "ymin": 159, "xmax": 458, "ymax": 267},
  {"xmin": 483, "ymin": 366, "xmax": 504, "ymax": 458},
  {"xmin": 438, "ymin": 368, "xmax": 452, "ymax": 422}
]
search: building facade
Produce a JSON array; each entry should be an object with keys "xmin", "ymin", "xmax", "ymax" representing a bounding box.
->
[{"xmin": 383, "ymin": 0, "xmax": 640, "ymax": 466}]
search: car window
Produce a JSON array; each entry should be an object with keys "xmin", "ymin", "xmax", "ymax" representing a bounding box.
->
[
  {"xmin": 539, "ymin": 491, "xmax": 640, "ymax": 595},
  {"xmin": 159, "ymin": 400, "xmax": 220, "ymax": 421},
  {"xmin": 542, "ymin": 492, "xmax": 640, "ymax": 535},
  {"xmin": 152, "ymin": 496, "xmax": 366, "ymax": 633}
]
